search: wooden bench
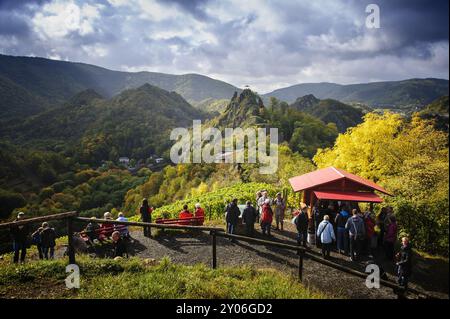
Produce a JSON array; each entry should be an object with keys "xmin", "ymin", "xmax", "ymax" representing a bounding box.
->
[{"xmin": 155, "ymin": 216, "xmax": 204, "ymax": 226}]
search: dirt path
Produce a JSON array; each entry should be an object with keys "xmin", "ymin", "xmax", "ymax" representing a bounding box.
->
[{"xmin": 91, "ymin": 221, "xmax": 446, "ymax": 299}]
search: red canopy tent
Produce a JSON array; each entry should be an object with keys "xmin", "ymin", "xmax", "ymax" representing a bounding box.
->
[{"xmin": 289, "ymin": 166, "xmax": 392, "ymax": 208}]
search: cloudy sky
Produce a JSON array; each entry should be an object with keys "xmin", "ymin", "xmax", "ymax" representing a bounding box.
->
[{"xmin": 0, "ymin": 0, "xmax": 448, "ymax": 92}]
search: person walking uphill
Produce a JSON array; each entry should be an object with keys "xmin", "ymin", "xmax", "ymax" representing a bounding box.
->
[
  {"xmin": 140, "ymin": 198, "xmax": 153, "ymax": 238},
  {"xmin": 242, "ymin": 201, "xmax": 258, "ymax": 237},
  {"xmin": 225, "ymin": 199, "xmax": 240, "ymax": 238},
  {"xmin": 10, "ymin": 212, "xmax": 30, "ymax": 264},
  {"xmin": 345, "ymin": 209, "xmax": 366, "ymax": 261},
  {"xmin": 40, "ymin": 222, "xmax": 56, "ymax": 260},
  {"xmin": 316, "ymin": 215, "xmax": 335, "ymax": 259}
]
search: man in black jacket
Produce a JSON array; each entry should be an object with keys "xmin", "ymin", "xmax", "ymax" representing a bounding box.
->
[
  {"xmin": 242, "ymin": 201, "xmax": 257, "ymax": 237},
  {"xmin": 396, "ymin": 237, "xmax": 412, "ymax": 289},
  {"xmin": 295, "ymin": 207, "xmax": 309, "ymax": 247},
  {"xmin": 225, "ymin": 198, "xmax": 240, "ymax": 237},
  {"xmin": 10, "ymin": 212, "xmax": 30, "ymax": 264}
]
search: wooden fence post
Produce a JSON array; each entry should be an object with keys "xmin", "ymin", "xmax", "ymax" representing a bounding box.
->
[
  {"xmin": 67, "ymin": 217, "xmax": 76, "ymax": 264},
  {"xmin": 211, "ymin": 230, "xmax": 217, "ymax": 269},
  {"xmin": 298, "ymin": 249, "xmax": 304, "ymax": 282}
]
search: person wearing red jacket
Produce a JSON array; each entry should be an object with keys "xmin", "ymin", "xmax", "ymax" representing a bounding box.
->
[
  {"xmin": 365, "ymin": 212, "xmax": 377, "ymax": 257},
  {"xmin": 194, "ymin": 203, "xmax": 205, "ymax": 225},
  {"xmin": 260, "ymin": 199, "xmax": 273, "ymax": 236},
  {"xmin": 178, "ymin": 205, "xmax": 194, "ymax": 225}
]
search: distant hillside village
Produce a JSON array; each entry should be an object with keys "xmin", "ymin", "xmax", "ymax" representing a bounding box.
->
[{"xmin": 104, "ymin": 155, "xmax": 166, "ymax": 173}]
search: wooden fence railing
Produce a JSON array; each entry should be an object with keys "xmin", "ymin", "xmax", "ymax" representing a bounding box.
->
[{"xmin": 0, "ymin": 212, "xmax": 434, "ymax": 299}]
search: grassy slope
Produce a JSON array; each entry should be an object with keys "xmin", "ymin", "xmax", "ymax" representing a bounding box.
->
[{"xmin": 0, "ymin": 256, "xmax": 325, "ymax": 299}]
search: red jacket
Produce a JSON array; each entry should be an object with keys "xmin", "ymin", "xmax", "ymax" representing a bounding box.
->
[
  {"xmin": 179, "ymin": 210, "xmax": 193, "ymax": 219},
  {"xmin": 195, "ymin": 208, "xmax": 204, "ymax": 218},
  {"xmin": 365, "ymin": 218, "xmax": 375, "ymax": 238},
  {"xmin": 261, "ymin": 204, "xmax": 273, "ymax": 223}
]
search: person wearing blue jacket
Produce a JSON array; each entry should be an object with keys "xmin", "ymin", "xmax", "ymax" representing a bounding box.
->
[
  {"xmin": 335, "ymin": 206, "xmax": 350, "ymax": 255},
  {"xmin": 316, "ymin": 215, "xmax": 336, "ymax": 259}
]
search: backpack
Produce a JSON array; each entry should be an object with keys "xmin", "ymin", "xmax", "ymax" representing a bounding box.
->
[{"xmin": 32, "ymin": 231, "xmax": 41, "ymax": 244}]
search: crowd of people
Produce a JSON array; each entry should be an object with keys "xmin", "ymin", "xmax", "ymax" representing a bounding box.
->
[
  {"xmin": 7, "ymin": 195, "xmax": 412, "ymax": 289},
  {"xmin": 222, "ymin": 191, "xmax": 412, "ymax": 290}
]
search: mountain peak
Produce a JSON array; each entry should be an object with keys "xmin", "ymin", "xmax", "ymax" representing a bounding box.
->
[{"xmin": 212, "ymin": 89, "xmax": 265, "ymax": 128}]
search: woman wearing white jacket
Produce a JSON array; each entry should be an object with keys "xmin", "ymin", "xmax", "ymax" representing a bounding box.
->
[{"xmin": 316, "ymin": 215, "xmax": 336, "ymax": 259}]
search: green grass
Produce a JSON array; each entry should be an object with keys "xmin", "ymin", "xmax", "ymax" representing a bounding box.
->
[{"xmin": 0, "ymin": 256, "xmax": 327, "ymax": 299}]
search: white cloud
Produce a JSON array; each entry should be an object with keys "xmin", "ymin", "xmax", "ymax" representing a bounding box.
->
[
  {"xmin": 32, "ymin": 0, "xmax": 102, "ymax": 38},
  {"xmin": 1, "ymin": 0, "xmax": 447, "ymax": 93}
]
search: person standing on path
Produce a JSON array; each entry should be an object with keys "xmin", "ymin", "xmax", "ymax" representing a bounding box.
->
[
  {"xmin": 274, "ymin": 192, "xmax": 286, "ymax": 231},
  {"xmin": 40, "ymin": 222, "xmax": 56, "ymax": 260},
  {"xmin": 316, "ymin": 215, "xmax": 335, "ymax": 259},
  {"xmin": 260, "ymin": 198, "xmax": 274, "ymax": 236},
  {"xmin": 242, "ymin": 201, "xmax": 258, "ymax": 237},
  {"xmin": 225, "ymin": 198, "xmax": 240, "ymax": 237},
  {"xmin": 345, "ymin": 209, "xmax": 366, "ymax": 261},
  {"xmin": 140, "ymin": 198, "xmax": 153, "ymax": 238},
  {"xmin": 10, "ymin": 212, "xmax": 30, "ymax": 264},
  {"xmin": 295, "ymin": 206, "xmax": 309, "ymax": 247}
]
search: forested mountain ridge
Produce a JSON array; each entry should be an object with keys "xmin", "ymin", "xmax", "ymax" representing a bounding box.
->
[
  {"xmin": 0, "ymin": 54, "xmax": 240, "ymax": 108},
  {"xmin": 290, "ymin": 94, "xmax": 364, "ymax": 132},
  {"xmin": 264, "ymin": 78, "xmax": 449, "ymax": 111}
]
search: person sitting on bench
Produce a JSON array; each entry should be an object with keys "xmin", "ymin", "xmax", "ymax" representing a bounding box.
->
[
  {"xmin": 179, "ymin": 205, "xmax": 193, "ymax": 219},
  {"xmin": 115, "ymin": 212, "xmax": 130, "ymax": 239},
  {"xmin": 112, "ymin": 231, "xmax": 128, "ymax": 258},
  {"xmin": 85, "ymin": 217, "xmax": 100, "ymax": 244},
  {"xmin": 99, "ymin": 212, "xmax": 114, "ymax": 241},
  {"xmin": 194, "ymin": 203, "xmax": 205, "ymax": 225}
]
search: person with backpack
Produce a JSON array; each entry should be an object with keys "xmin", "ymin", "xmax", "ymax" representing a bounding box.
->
[
  {"xmin": 40, "ymin": 222, "xmax": 56, "ymax": 260},
  {"xmin": 260, "ymin": 198, "xmax": 273, "ymax": 236},
  {"xmin": 140, "ymin": 198, "xmax": 153, "ymax": 238},
  {"xmin": 295, "ymin": 206, "xmax": 309, "ymax": 247},
  {"xmin": 242, "ymin": 201, "xmax": 258, "ymax": 237},
  {"xmin": 10, "ymin": 212, "xmax": 30, "ymax": 264},
  {"xmin": 345, "ymin": 208, "xmax": 366, "ymax": 261},
  {"xmin": 225, "ymin": 199, "xmax": 240, "ymax": 236},
  {"xmin": 335, "ymin": 206, "xmax": 350, "ymax": 255},
  {"xmin": 316, "ymin": 215, "xmax": 335, "ymax": 259},
  {"xmin": 31, "ymin": 226, "xmax": 44, "ymax": 260},
  {"xmin": 274, "ymin": 192, "xmax": 286, "ymax": 231}
]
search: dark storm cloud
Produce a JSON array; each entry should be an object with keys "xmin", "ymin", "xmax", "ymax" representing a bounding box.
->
[{"xmin": 0, "ymin": 0, "xmax": 447, "ymax": 91}]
